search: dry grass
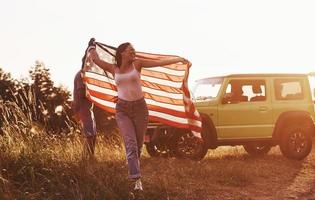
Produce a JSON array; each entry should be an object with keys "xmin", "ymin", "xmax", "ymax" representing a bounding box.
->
[{"xmin": 1, "ymin": 103, "xmax": 315, "ymax": 199}]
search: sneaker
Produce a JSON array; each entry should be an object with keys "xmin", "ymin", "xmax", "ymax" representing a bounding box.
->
[
  {"xmin": 129, "ymin": 179, "xmax": 144, "ymax": 200},
  {"xmin": 134, "ymin": 179, "xmax": 143, "ymax": 191}
]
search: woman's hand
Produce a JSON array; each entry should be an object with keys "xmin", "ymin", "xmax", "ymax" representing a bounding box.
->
[
  {"xmin": 87, "ymin": 48, "xmax": 116, "ymax": 75},
  {"xmin": 89, "ymin": 48, "xmax": 98, "ymax": 61}
]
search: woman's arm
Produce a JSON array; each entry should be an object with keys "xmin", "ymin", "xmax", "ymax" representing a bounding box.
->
[
  {"xmin": 89, "ymin": 48, "xmax": 115, "ymax": 75},
  {"xmin": 135, "ymin": 57, "xmax": 188, "ymax": 70}
]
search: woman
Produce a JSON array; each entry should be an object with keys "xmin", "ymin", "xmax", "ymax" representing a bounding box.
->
[{"xmin": 89, "ymin": 42, "xmax": 188, "ymax": 192}]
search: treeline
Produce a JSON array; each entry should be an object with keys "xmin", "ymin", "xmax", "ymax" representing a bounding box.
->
[{"xmin": 0, "ymin": 61, "xmax": 115, "ymax": 135}]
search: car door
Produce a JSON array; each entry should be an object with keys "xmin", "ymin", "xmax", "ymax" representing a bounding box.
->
[{"xmin": 217, "ymin": 78, "xmax": 273, "ymax": 140}]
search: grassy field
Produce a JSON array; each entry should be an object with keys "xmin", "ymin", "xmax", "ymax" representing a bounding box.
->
[{"xmin": 1, "ymin": 121, "xmax": 315, "ymax": 200}]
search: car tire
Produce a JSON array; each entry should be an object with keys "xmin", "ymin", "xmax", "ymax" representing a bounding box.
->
[
  {"xmin": 173, "ymin": 130, "xmax": 208, "ymax": 161},
  {"xmin": 145, "ymin": 142, "xmax": 173, "ymax": 157},
  {"xmin": 279, "ymin": 124, "xmax": 313, "ymax": 160}
]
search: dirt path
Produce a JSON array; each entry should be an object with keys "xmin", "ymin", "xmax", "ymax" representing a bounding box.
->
[
  {"xmin": 142, "ymin": 145, "xmax": 315, "ymax": 200},
  {"xmin": 277, "ymin": 148, "xmax": 315, "ymax": 200}
]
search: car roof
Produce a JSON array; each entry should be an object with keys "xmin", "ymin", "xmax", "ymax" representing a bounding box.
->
[{"xmin": 196, "ymin": 73, "xmax": 308, "ymax": 82}]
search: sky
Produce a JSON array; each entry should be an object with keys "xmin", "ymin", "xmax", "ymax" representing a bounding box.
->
[{"xmin": 1, "ymin": 0, "xmax": 315, "ymax": 92}]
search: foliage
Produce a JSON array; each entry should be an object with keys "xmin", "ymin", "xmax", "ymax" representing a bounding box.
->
[
  {"xmin": 28, "ymin": 61, "xmax": 74, "ymax": 133},
  {"xmin": 0, "ymin": 61, "xmax": 115, "ymax": 135}
]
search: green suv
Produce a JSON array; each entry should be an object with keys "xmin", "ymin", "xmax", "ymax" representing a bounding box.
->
[{"xmin": 192, "ymin": 73, "xmax": 315, "ymax": 160}]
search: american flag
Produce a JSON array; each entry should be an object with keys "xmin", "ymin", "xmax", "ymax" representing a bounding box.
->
[{"xmin": 83, "ymin": 42, "xmax": 202, "ymax": 137}]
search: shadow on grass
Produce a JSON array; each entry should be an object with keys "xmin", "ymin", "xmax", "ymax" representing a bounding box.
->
[{"xmin": 140, "ymin": 146, "xmax": 305, "ymax": 199}]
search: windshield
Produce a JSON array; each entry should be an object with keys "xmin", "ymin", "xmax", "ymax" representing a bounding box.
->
[
  {"xmin": 192, "ymin": 77, "xmax": 223, "ymax": 102},
  {"xmin": 308, "ymin": 75, "xmax": 315, "ymax": 101}
]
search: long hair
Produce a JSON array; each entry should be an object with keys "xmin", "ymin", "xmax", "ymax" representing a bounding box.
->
[{"xmin": 115, "ymin": 42, "xmax": 131, "ymax": 68}]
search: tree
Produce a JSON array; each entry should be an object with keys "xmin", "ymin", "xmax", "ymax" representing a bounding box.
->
[
  {"xmin": 0, "ymin": 67, "xmax": 28, "ymax": 134},
  {"xmin": 0, "ymin": 68, "xmax": 17, "ymax": 101},
  {"xmin": 28, "ymin": 61, "xmax": 73, "ymax": 133},
  {"xmin": 1, "ymin": 62, "xmax": 117, "ymax": 135}
]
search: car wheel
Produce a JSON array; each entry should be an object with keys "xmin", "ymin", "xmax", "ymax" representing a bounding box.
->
[
  {"xmin": 173, "ymin": 130, "xmax": 208, "ymax": 160},
  {"xmin": 145, "ymin": 142, "xmax": 173, "ymax": 157},
  {"xmin": 279, "ymin": 124, "xmax": 313, "ymax": 160}
]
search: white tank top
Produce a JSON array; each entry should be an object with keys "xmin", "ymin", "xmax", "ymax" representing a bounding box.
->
[{"xmin": 114, "ymin": 67, "xmax": 144, "ymax": 101}]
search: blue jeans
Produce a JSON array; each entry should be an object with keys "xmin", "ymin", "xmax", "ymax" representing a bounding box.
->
[
  {"xmin": 115, "ymin": 98, "xmax": 149, "ymax": 179},
  {"xmin": 79, "ymin": 104, "xmax": 96, "ymax": 137}
]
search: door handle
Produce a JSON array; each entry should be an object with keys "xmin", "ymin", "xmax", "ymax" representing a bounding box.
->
[{"xmin": 259, "ymin": 106, "xmax": 268, "ymax": 112}]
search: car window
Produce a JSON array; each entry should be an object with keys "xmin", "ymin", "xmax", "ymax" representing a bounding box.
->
[
  {"xmin": 192, "ymin": 78, "xmax": 223, "ymax": 101},
  {"xmin": 223, "ymin": 79, "xmax": 266, "ymax": 103},
  {"xmin": 274, "ymin": 79, "xmax": 303, "ymax": 100}
]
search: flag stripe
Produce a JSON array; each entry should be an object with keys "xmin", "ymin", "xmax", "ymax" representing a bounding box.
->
[
  {"xmin": 143, "ymin": 93, "xmax": 184, "ymax": 105},
  {"xmin": 147, "ymin": 105, "xmax": 200, "ymax": 121},
  {"xmin": 89, "ymin": 94, "xmax": 202, "ymax": 130},
  {"xmin": 84, "ymin": 77, "xmax": 117, "ymax": 90},
  {"xmin": 149, "ymin": 115, "xmax": 202, "ymax": 133},
  {"xmin": 89, "ymin": 94, "xmax": 116, "ymax": 109},
  {"xmin": 85, "ymin": 71, "xmax": 115, "ymax": 82},
  {"xmin": 141, "ymin": 80, "xmax": 183, "ymax": 94},
  {"xmin": 142, "ymin": 67, "xmax": 186, "ymax": 76},
  {"xmin": 136, "ymin": 54, "xmax": 188, "ymax": 70},
  {"xmin": 141, "ymin": 86, "xmax": 183, "ymax": 99},
  {"xmin": 86, "ymin": 79, "xmax": 184, "ymax": 100},
  {"xmin": 86, "ymin": 83, "xmax": 184, "ymax": 106},
  {"xmin": 88, "ymin": 89, "xmax": 185, "ymax": 112},
  {"xmin": 146, "ymin": 99, "xmax": 185, "ymax": 112},
  {"xmin": 88, "ymin": 89, "xmax": 184, "ymax": 110},
  {"xmin": 86, "ymin": 83, "xmax": 118, "ymax": 96},
  {"xmin": 88, "ymin": 90, "xmax": 118, "ymax": 102},
  {"xmin": 88, "ymin": 91, "xmax": 201, "ymax": 122},
  {"xmin": 85, "ymin": 71, "xmax": 184, "ymax": 95},
  {"xmin": 141, "ymin": 69, "xmax": 183, "ymax": 82},
  {"xmin": 84, "ymin": 42, "xmax": 202, "ymax": 137},
  {"xmin": 141, "ymin": 74, "xmax": 182, "ymax": 88},
  {"xmin": 88, "ymin": 87, "xmax": 184, "ymax": 106},
  {"xmin": 86, "ymin": 66, "xmax": 186, "ymax": 82}
]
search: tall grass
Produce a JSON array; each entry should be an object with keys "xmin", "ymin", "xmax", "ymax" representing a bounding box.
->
[
  {"xmin": 0, "ymin": 97, "xmax": 312, "ymax": 199},
  {"xmin": 0, "ymin": 100, "xmax": 130, "ymax": 200}
]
